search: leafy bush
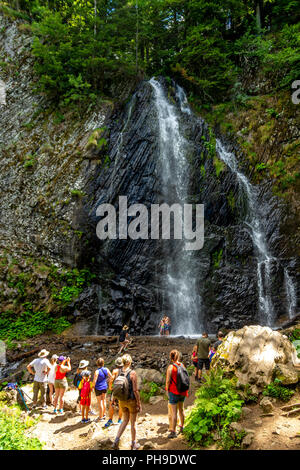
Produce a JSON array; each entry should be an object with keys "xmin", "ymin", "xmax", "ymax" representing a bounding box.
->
[
  {"xmin": 0, "ymin": 406, "xmax": 42, "ymax": 450},
  {"xmin": 0, "ymin": 309, "xmax": 71, "ymax": 341},
  {"xmin": 263, "ymin": 378, "xmax": 295, "ymax": 402},
  {"xmin": 184, "ymin": 369, "xmax": 244, "ymax": 447},
  {"xmin": 140, "ymin": 381, "xmax": 161, "ymax": 403}
]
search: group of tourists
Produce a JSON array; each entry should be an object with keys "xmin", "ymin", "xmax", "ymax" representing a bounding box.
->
[
  {"xmin": 25, "ymin": 328, "xmax": 224, "ymax": 449},
  {"xmin": 191, "ymin": 331, "xmax": 224, "ymax": 381},
  {"xmin": 158, "ymin": 316, "xmax": 171, "ymax": 336}
]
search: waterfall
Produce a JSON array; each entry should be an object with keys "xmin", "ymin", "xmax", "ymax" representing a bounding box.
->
[
  {"xmin": 150, "ymin": 78, "xmax": 202, "ymax": 335},
  {"xmin": 284, "ymin": 268, "xmax": 297, "ymax": 319},
  {"xmin": 216, "ymin": 139, "xmax": 276, "ymax": 326}
]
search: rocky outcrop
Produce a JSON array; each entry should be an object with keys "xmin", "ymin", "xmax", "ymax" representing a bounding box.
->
[{"xmin": 212, "ymin": 325, "xmax": 300, "ymax": 393}]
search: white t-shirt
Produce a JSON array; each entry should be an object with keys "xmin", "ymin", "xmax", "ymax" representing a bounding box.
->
[
  {"xmin": 47, "ymin": 363, "xmax": 56, "ymax": 385},
  {"xmin": 29, "ymin": 357, "xmax": 51, "ymax": 383}
]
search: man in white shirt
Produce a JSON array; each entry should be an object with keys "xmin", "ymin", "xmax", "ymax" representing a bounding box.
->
[{"xmin": 27, "ymin": 349, "xmax": 51, "ymax": 408}]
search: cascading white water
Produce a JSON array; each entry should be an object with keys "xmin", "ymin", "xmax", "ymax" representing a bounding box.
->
[
  {"xmin": 216, "ymin": 139, "xmax": 276, "ymax": 326},
  {"xmin": 150, "ymin": 78, "xmax": 202, "ymax": 335},
  {"xmin": 284, "ymin": 268, "xmax": 297, "ymax": 319}
]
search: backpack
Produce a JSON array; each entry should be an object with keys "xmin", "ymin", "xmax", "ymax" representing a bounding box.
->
[
  {"xmin": 73, "ymin": 372, "xmax": 82, "ymax": 388},
  {"xmin": 172, "ymin": 363, "xmax": 190, "ymax": 393},
  {"xmin": 112, "ymin": 369, "xmax": 132, "ymax": 401},
  {"xmin": 80, "ymin": 380, "xmax": 91, "ymax": 398}
]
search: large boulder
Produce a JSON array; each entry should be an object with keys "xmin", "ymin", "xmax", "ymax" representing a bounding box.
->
[
  {"xmin": 135, "ymin": 368, "xmax": 164, "ymax": 388},
  {"xmin": 211, "ymin": 325, "xmax": 300, "ymax": 393}
]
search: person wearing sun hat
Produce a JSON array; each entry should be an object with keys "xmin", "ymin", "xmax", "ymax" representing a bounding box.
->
[
  {"xmin": 74, "ymin": 360, "xmax": 89, "ymax": 413},
  {"xmin": 27, "ymin": 349, "xmax": 51, "ymax": 409}
]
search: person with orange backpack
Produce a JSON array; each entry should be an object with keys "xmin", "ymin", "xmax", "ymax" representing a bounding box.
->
[
  {"xmin": 78, "ymin": 370, "xmax": 94, "ymax": 423},
  {"xmin": 165, "ymin": 349, "xmax": 189, "ymax": 439}
]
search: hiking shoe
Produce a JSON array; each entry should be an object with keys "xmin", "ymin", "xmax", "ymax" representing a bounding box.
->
[
  {"xmin": 131, "ymin": 442, "xmax": 140, "ymax": 450},
  {"xmin": 167, "ymin": 431, "xmax": 177, "ymax": 439},
  {"xmin": 104, "ymin": 419, "xmax": 113, "ymax": 428}
]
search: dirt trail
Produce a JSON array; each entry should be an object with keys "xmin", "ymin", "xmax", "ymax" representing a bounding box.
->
[
  {"xmin": 26, "ymin": 384, "xmax": 198, "ymax": 451},
  {"xmin": 3, "ymin": 333, "xmax": 300, "ymax": 450}
]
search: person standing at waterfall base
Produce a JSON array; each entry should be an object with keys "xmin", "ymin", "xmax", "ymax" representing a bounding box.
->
[
  {"xmin": 53, "ymin": 356, "xmax": 71, "ymax": 414},
  {"xmin": 118, "ymin": 325, "xmax": 130, "ymax": 354},
  {"xmin": 103, "ymin": 357, "xmax": 123, "ymax": 428},
  {"xmin": 93, "ymin": 358, "xmax": 112, "ymax": 421},
  {"xmin": 164, "ymin": 316, "xmax": 171, "ymax": 336},
  {"xmin": 195, "ymin": 332, "xmax": 211, "ymax": 382},
  {"xmin": 158, "ymin": 317, "xmax": 165, "ymax": 336},
  {"xmin": 27, "ymin": 349, "xmax": 51, "ymax": 409},
  {"xmin": 165, "ymin": 349, "xmax": 189, "ymax": 438},
  {"xmin": 79, "ymin": 370, "xmax": 94, "ymax": 423},
  {"xmin": 112, "ymin": 354, "xmax": 142, "ymax": 450}
]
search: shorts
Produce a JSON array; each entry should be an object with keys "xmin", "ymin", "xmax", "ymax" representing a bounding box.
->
[
  {"xmin": 80, "ymin": 396, "xmax": 91, "ymax": 407},
  {"xmin": 168, "ymin": 392, "xmax": 186, "ymax": 405},
  {"xmin": 193, "ymin": 360, "xmax": 198, "ymax": 367},
  {"xmin": 95, "ymin": 389, "xmax": 107, "ymax": 397},
  {"xmin": 197, "ymin": 358, "xmax": 210, "ymax": 370},
  {"xmin": 54, "ymin": 378, "xmax": 68, "ymax": 390},
  {"xmin": 119, "ymin": 398, "xmax": 138, "ymax": 413}
]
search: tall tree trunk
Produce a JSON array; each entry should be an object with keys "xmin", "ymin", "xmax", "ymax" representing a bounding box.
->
[{"xmin": 256, "ymin": 0, "xmax": 264, "ymax": 30}]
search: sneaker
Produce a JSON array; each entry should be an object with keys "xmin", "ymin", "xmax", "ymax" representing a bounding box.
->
[
  {"xmin": 167, "ymin": 431, "xmax": 177, "ymax": 439},
  {"xmin": 81, "ymin": 419, "xmax": 86, "ymax": 424},
  {"xmin": 178, "ymin": 426, "xmax": 184, "ymax": 434},
  {"xmin": 104, "ymin": 419, "xmax": 113, "ymax": 428},
  {"xmin": 53, "ymin": 409, "xmax": 57, "ymax": 414},
  {"xmin": 131, "ymin": 442, "xmax": 141, "ymax": 450},
  {"xmin": 58, "ymin": 409, "xmax": 64, "ymax": 415},
  {"xmin": 117, "ymin": 419, "xmax": 122, "ymax": 424},
  {"xmin": 89, "ymin": 410, "xmax": 96, "ymax": 416},
  {"xmin": 85, "ymin": 418, "xmax": 91, "ymax": 423}
]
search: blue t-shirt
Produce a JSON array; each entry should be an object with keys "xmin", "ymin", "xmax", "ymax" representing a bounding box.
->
[{"xmin": 95, "ymin": 367, "xmax": 108, "ymax": 391}]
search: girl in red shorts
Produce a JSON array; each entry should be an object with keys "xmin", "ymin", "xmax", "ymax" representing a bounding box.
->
[{"xmin": 79, "ymin": 371, "xmax": 94, "ymax": 423}]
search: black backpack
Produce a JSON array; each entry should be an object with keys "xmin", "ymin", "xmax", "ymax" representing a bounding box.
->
[{"xmin": 172, "ymin": 363, "xmax": 190, "ymax": 393}]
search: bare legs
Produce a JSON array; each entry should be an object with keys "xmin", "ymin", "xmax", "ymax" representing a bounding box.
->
[
  {"xmin": 169, "ymin": 402, "xmax": 185, "ymax": 433},
  {"xmin": 53, "ymin": 388, "xmax": 66, "ymax": 410},
  {"xmin": 96, "ymin": 392, "xmax": 106, "ymax": 419}
]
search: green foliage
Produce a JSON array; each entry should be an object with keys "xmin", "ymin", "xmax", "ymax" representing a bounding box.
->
[
  {"xmin": 140, "ymin": 381, "xmax": 161, "ymax": 403},
  {"xmin": 292, "ymin": 340, "xmax": 300, "ymax": 359},
  {"xmin": 70, "ymin": 189, "xmax": 86, "ymax": 198},
  {"xmin": 0, "ymin": 308, "xmax": 71, "ymax": 341},
  {"xmin": 184, "ymin": 369, "xmax": 244, "ymax": 448},
  {"xmin": 52, "ymin": 268, "xmax": 96, "ymax": 305},
  {"xmin": 263, "ymin": 378, "xmax": 295, "ymax": 402},
  {"xmin": 213, "ymin": 157, "xmax": 225, "ymax": 178},
  {"xmin": 0, "ymin": 406, "xmax": 42, "ymax": 450},
  {"xmin": 290, "ymin": 328, "xmax": 300, "ymax": 341},
  {"xmin": 4, "ymin": 0, "xmax": 299, "ymax": 105},
  {"xmin": 212, "ymin": 249, "xmax": 223, "ymax": 269},
  {"xmin": 227, "ymin": 190, "xmax": 235, "ymax": 211}
]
